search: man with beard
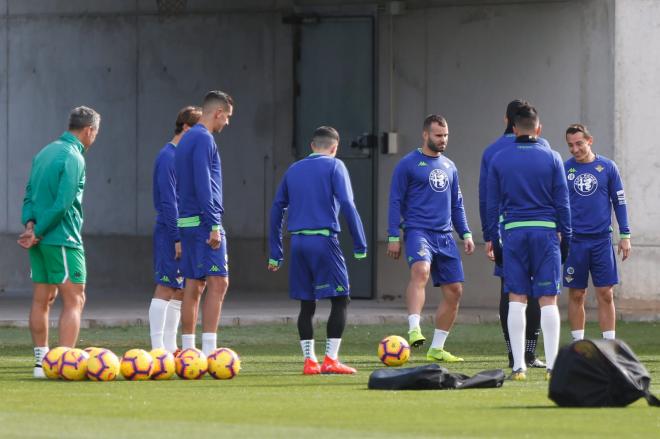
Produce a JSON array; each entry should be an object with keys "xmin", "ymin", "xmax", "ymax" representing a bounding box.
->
[{"xmin": 387, "ymin": 114, "xmax": 475, "ymax": 362}]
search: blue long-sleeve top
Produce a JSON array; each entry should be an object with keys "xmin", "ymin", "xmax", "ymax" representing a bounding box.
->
[
  {"xmin": 565, "ymin": 154, "xmax": 630, "ymax": 238},
  {"xmin": 153, "ymin": 142, "xmax": 180, "ymax": 241},
  {"xmin": 269, "ymin": 153, "xmax": 367, "ymax": 262},
  {"xmin": 478, "ymin": 133, "xmax": 550, "ymax": 242},
  {"xmin": 486, "ymin": 136, "xmax": 571, "ymax": 242},
  {"xmin": 174, "ymin": 124, "xmax": 223, "ymax": 230},
  {"xmin": 388, "ymin": 149, "xmax": 471, "ymax": 240}
]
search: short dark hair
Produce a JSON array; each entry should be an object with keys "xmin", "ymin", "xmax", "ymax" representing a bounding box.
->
[
  {"xmin": 175, "ymin": 106, "xmax": 202, "ymax": 134},
  {"xmin": 505, "ymin": 99, "xmax": 529, "ymax": 131},
  {"xmin": 202, "ymin": 90, "xmax": 234, "ymax": 111},
  {"xmin": 312, "ymin": 126, "xmax": 340, "ymax": 149},
  {"xmin": 68, "ymin": 106, "xmax": 100, "ymax": 131},
  {"xmin": 423, "ymin": 114, "xmax": 448, "ymax": 131},
  {"xmin": 565, "ymin": 123, "xmax": 592, "ymax": 140},
  {"xmin": 513, "ymin": 104, "xmax": 539, "ymax": 131}
]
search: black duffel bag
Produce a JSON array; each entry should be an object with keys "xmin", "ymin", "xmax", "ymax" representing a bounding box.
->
[
  {"xmin": 368, "ymin": 363, "xmax": 505, "ymax": 390},
  {"xmin": 549, "ymin": 339, "xmax": 660, "ymax": 407}
]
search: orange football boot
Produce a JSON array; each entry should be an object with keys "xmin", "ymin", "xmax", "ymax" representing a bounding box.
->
[
  {"xmin": 303, "ymin": 358, "xmax": 321, "ymax": 375},
  {"xmin": 320, "ymin": 356, "xmax": 357, "ymax": 374}
]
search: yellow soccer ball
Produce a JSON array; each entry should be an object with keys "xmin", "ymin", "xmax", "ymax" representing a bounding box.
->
[
  {"xmin": 87, "ymin": 349, "xmax": 120, "ymax": 381},
  {"xmin": 207, "ymin": 348, "xmax": 241, "ymax": 380},
  {"xmin": 59, "ymin": 348, "xmax": 90, "ymax": 381},
  {"xmin": 120, "ymin": 349, "xmax": 153, "ymax": 381},
  {"xmin": 42, "ymin": 347, "xmax": 70, "ymax": 379},
  {"xmin": 378, "ymin": 335, "xmax": 411, "ymax": 367},
  {"xmin": 84, "ymin": 347, "xmax": 105, "ymax": 358},
  {"xmin": 175, "ymin": 348, "xmax": 208, "ymax": 380},
  {"xmin": 149, "ymin": 348, "xmax": 175, "ymax": 380}
]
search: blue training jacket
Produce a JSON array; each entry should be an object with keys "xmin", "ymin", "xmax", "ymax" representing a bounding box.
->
[
  {"xmin": 478, "ymin": 133, "xmax": 550, "ymax": 242},
  {"xmin": 388, "ymin": 149, "xmax": 471, "ymax": 240},
  {"xmin": 565, "ymin": 154, "xmax": 630, "ymax": 238},
  {"xmin": 269, "ymin": 153, "xmax": 367, "ymax": 262},
  {"xmin": 174, "ymin": 124, "xmax": 223, "ymax": 230},
  {"xmin": 486, "ymin": 136, "xmax": 571, "ymax": 242},
  {"xmin": 153, "ymin": 142, "xmax": 180, "ymax": 241}
]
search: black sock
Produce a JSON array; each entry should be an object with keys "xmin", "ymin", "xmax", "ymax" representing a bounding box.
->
[
  {"xmin": 297, "ymin": 300, "xmax": 316, "ymax": 340},
  {"xmin": 525, "ymin": 296, "xmax": 541, "ymax": 355},
  {"xmin": 499, "ymin": 278, "xmax": 511, "ymax": 354},
  {"xmin": 327, "ymin": 296, "xmax": 349, "ymax": 339}
]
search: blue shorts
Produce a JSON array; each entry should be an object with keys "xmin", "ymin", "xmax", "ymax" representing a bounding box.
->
[
  {"xmin": 179, "ymin": 225, "xmax": 228, "ymax": 280},
  {"xmin": 289, "ymin": 234, "xmax": 350, "ymax": 301},
  {"xmin": 563, "ymin": 235, "xmax": 618, "ymax": 289},
  {"xmin": 404, "ymin": 229, "xmax": 464, "ymax": 286},
  {"xmin": 153, "ymin": 223, "xmax": 183, "ymax": 289},
  {"xmin": 502, "ymin": 228, "xmax": 561, "ymax": 297}
]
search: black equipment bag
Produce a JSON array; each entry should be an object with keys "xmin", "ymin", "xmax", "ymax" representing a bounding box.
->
[
  {"xmin": 549, "ymin": 339, "xmax": 660, "ymax": 407},
  {"xmin": 368, "ymin": 364, "xmax": 505, "ymax": 390}
]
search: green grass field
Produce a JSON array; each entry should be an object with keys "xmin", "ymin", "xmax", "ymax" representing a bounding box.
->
[{"xmin": 1, "ymin": 322, "xmax": 659, "ymax": 438}]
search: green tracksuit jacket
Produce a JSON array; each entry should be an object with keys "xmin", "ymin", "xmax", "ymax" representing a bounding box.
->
[{"xmin": 21, "ymin": 131, "xmax": 86, "ymax": 249}]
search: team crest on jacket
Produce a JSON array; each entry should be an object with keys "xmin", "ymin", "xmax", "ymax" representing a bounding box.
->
[
  {"xmin": 429, "ymin": 169, "xmax": 449, "ymax": 192},
  {"xmin": 574, "ymin": 173, "xmax": 598, "ymax": 196}
]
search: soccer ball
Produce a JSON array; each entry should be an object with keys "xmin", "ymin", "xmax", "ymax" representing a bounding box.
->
[
  {"xmin": 59, "ymin": 348, "xmax": 90, "ymax": 380},
  {"xmin": 87, "ymin": 349, "xmax": 120, "ymax": 381},
  {"xmin": 207, "ymin": 348, "xmax": 241, "ymax": 380},
  {"xmin": 175, "ymin": 348, "xmax": 208, "ymax": 380},
  {"xmin": 150, "ymin": 348, "xmax": 175, "ymax": 380},
  {"xmin": 378, "ymin": 335, "xmax": 410, "ymax": 367},
  {"xmin": 42, "ymin": 347, "xmax": 70, "ymax": 379},
  {"xmin": 120, "ymin": 349, "xmax": 153, "ymax": 380}
]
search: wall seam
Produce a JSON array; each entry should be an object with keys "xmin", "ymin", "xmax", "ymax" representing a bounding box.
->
[
  {"xmin": 5, "ymin": 0, "xmax": 9, "ymax": 231},
  {"xmin": 134, "ymin": 0, "xmax": 139, "ymax": 235}
]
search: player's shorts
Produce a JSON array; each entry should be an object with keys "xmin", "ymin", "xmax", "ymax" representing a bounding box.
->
[
  {"xmin": 404, "ymin": 229, "xmax": 464, "ymax": 286},
  {"xmin": 289, "ymin": 234, "xmax": 350, "ymax": 301},
  {"xmin": 153, "ymin": 222, "xmax": 183, "ymax": 289},
  {"xmin": 563, "ymin": 234, "xmax": 618, "ymax": 289},
  {"xmin": 502, "ymin": 228, "xmax": 561, "ymax": 297},
  {"xmin": 179, "ymin": 225, "xmax": 228, "ymax": 280},
  {"xmin": 29, "ymin": 244, "xmax": 86, "ymax": 284}
]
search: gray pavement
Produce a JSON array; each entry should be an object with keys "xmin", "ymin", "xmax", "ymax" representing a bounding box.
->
[{"xmin": 1, "ymin": 288, "xmax": 657, "ymax": 328}]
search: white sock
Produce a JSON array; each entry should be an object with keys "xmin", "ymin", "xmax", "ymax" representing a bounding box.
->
[
  {"xmin": 408, "ymin": 314, "xmax": 421, "ymax": 331},
  {"xmin": 430, "ymin": 329, "xmax": 449, "ymax": 350},
  {"xmin": 508, "ymin": 302, "xmax": 527, "ymax": 371},
  {"xmin": 571, "ymin": 329, "xmax": 585, "ymax": 341},
  {"xmin": 325, "ymin": 338, "xmax": 341, "ymax": 360},
  {"xmin": 182, "ymin": 334, "xmax": 195, "ymax": 350},
  {"xmin": 163, "ymin": 299, "xmax": 181, "ymax": 352},
  {"xmin": 602, "ymin": 330, "xmax": 616, "ymax": 340},
  {"xmin": 202, "ymin": 332, "xmax": 217, "ymax": 356},
  {"xmin": 34, "ymin": 346, "xmax": 49, "ymax": 366},
  {"xmin": 300, "ymin": 340, "xmax": 317, "ymax": 362},
  {"xmin": 541, "ymin": 305, "xmax": 561, "ymax": 370},
  {"xmin": 148, "ymin": 298, "xmax": 169, "ymax": 350}
]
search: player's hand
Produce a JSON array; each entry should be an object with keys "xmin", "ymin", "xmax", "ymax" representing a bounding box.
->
[
  {"xmin": 17, "ymin": 225, "xmax": 39, "ymax": 249},
  {"xmin": 464, "ymin": 237, "xmax": 475, "ymax": 255},
  {"xmin": 386, "ymin": 241, "xmax": 401, "ymax": 259},
  {"xmin": 490, "ymin": 240, "xmax": 503, "ymax": 267},
  {"xmin": 618, "ymin": 238, "xmax": 631, "ymax": 261},
  {"xmin": 267, "ymin": 260, "xmax": 281, "ymax": 272},
  {"xmin": 485, "ymin": 241, "xmax": 495, "ymax": 262},
  {"xmin": 174, "ymin": 241, "xmax": 182, "ymax": 260},
  {"xmin": 207, "ymin": 230, "xmax": 221, "ymax": 250}
]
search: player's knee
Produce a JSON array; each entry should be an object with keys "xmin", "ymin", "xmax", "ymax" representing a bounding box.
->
[
  {"xmin": 569, "ymin": 290, "xmax": 586, "ymax": 305},
  {"xmin": 411, "ymin": 263, "xmax": 430, "ymax": 282},
  {"xmin": 596, "ymin": 288, "xmax": 614, "ymax": 304},
  {"xmin": 445, "ymin": 284, "xmax": 463, "ymax": 304}
]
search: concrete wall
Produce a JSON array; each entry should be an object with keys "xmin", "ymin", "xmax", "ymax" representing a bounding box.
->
[
  {"xmin": 4, "ymin": 0, "xmax": 652, "ymax": 311},
  {"xmin": 614, "ymin": 0, "xmax": 660, "ymax": 306}
]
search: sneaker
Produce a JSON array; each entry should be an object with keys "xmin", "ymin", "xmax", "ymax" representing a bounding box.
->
[
  {"xmin": 526, "ymin": 354, "xmax": 546, "ymax": 368},
  {"xmin": 320, "ymin": 356, "xmax": 357, "ymax": 374},
  {"xmin": 33, "ymin": 365, "xmax": 45, "ymax": 379},
  {"xmin": 545, "ymin": 369, "xmax": 552, "ymax": 381},
  {"xmin": 426, "ymin": 347, "xmax": 464, "ymax": 362},
  {"xmin": 508, "ymin": 369, "xmax": 527, "ymax": 381},
  {"xmin": 408, "ymin": 327, "xmax": 426, "ymax": 348},
  {"xmin": 303, "ymin": 358, "xmax": 321, "ymax": 375}
]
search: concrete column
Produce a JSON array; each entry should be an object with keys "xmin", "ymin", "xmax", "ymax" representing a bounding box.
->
[{"xmin": 614, "ymin": 0, "xmax": 660, "ymax": 305}]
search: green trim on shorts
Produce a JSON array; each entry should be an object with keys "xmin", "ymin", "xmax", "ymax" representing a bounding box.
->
[
  {"xmin": 504, "ymin": 221, "xmax": 556, "ymax": 231},
  {"xmin": 178, "ymin": 216, "xmax": 201, "ymax": 227},
  {"xmin": 29, "ymin": 244, "xmax": 86, "ymax": 284},
  {"xmin": 291, "ymin": 229, "xmax": 330, "ymax": 236}
]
